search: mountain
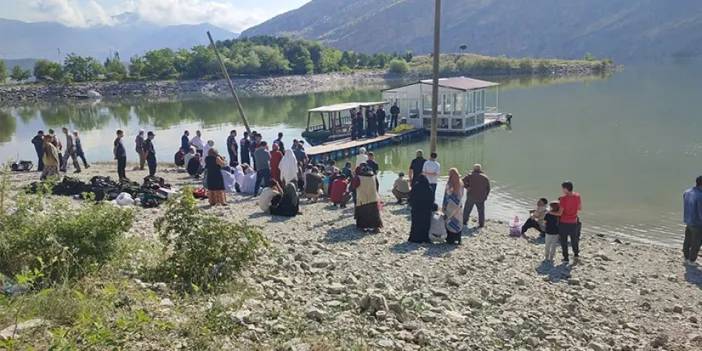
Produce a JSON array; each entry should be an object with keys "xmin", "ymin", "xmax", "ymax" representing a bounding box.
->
[
  {"xmin": 0, "ymin": 15, "xmax": 238, "ymax": 60},
  {"xmin": 242, "ymin": 0, "xmax": 702, "ymax": 61}
]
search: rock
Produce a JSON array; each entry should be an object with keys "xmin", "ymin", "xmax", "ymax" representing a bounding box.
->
[
  {"xmin": 584, "ymin": 281, "xmax": 597, "ymax": 289},
  {"xmin": 375, "ymin": 310, "xmax": 387, "ymax": 321},
  {"xmin": 0, "ymin": 319, "xmax": 45, "ymax": 340},
  {"xmin": 311, "ymin": 258, "xmax": 333, "ymax": 269},
  {"xmin": 526, "ymin": 337, "xmax": 540, "ymax": 347},
  {"xmin": 431, "ymin": 288, "xmax": 451, "ymax": 299},
  {"xmin": 326, "ymin": 283, "xmax": 345, "ymax": 295},
  {"xmin": 496, "ymin": 254, "xmax": 506, "ymax": 262},
  {"xmin": 377, "ymin": 339, "xmax": 395, "ymax": 348},
  {"xmin": 397, "ymin": 330, "xmax": 414, "ymax": 342},
  {"xmin": 216, "ymin": 294, "xmax": 237, "ymax": 308},
  {"xmin": 402, "ymin": 321, "xmax": 420, "ymax": 331},
  {"xmin": 467, "ymin": 297, "xmax": 483, "ymax": 309},
  {"xmin": 159, "ymin": 298, "xmax": 174, "ymax": 307},
  {"xmin": 444, "ymin": 310, "xmax": 466, "ymax": 323},
  {"xmin": 594, "ymin": 252, "xmax": 612, "ymax": 261},
  {"xmin": 639, "ymin": 288, "xmax": 650, "ymax": 296},
  {"xmin": 359, "ymin": 294, "xmax": 389, "ymax": 315},
  {"xmin": 672, "ymin": 305, "xmax": 683, "ymax": 313},
  {"xmin": 650, "ymin": 334, "xmax": 668, "ymax": 348},
  {"xmin": 588, "ymin": 341, "xmax": 610, "ymax": 351},
  {"xmin": 690, "ymin": 316, "xmax": 698, "ymax": 324},
  {"xmin": 230, "ymin": 309, "xmax": 252, "ymax": 324},
  {"xmin": 568, "ymin": 278, "xmax": 581, "ymax": 286},
  {"xmin": 447, "ymin": 277, "xmax": 461, "ymax": 287},
  {"xmin": 421, "ymin": 312, "xmax": 437, "ymax": 323},
  {"xmin": 413, "ymin": 330, "xmax": 429, "ymax": 346},
  {"xmin": 305, "ymin": 307, "xmax": 326, "ymax": 323}
]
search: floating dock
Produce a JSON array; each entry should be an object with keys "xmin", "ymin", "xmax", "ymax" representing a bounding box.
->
[{"xmin": 307, "ymin": 116, "xmax": 504, "ymax": 163}]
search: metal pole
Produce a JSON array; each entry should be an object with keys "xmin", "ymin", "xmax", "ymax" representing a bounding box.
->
[
  {"xmin": 430, "ymin": 0, "xmax": 441, "ymax": 154},
  {"xmin": 207, "ymin": 31, "xmax": 251, "ymax": 134}
]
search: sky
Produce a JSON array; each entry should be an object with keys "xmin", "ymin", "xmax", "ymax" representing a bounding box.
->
[{"xmin": 0, "ymin": 0, "xmax": 310, "ymax": 32}]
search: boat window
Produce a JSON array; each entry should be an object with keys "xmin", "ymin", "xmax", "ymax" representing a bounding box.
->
[
  {"xmin": 422, "ymin": 94, "xmax": 432, "ymax": 114},
  {"xmin": 454, "ymin": 93, "xmax": 464, "ymax": 115},
  {"xmin": 439, "ymin": 118, "xmax": 449, "ymax": 129},
  {"xmin": 452, "ymin": 118, "xmax": 463, "ymax": 129}
]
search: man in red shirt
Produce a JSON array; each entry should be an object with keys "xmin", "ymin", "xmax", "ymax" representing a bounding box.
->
[{"xmin": 553, "ymin": 181, "xmax": 582, "ymax": 262}]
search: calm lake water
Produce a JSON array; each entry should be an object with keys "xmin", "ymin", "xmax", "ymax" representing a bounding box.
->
[{"xmin": 1, "ymin": 60, "xmax": 700, "ymax": 246}]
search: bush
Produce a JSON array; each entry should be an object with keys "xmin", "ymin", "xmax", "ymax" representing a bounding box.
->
[
  {"xmin": 0, "ymin": 189, "xmax": 134, "ymax": 287},
  {"xmin": 388, "ymin": 59, "xmax": 410, "ymax": 74},
  {"xmin": 153, "ymin": 189, "xmax": 266, "ymax": 293}
]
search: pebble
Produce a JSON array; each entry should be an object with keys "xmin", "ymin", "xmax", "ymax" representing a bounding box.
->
[
  {"xmin": 672, "ymin": 305, "xmax": 683, "ymax": 313},
  {"xmin": 305, "ymin": 307, "xmax": 326, "ymax": 322}
]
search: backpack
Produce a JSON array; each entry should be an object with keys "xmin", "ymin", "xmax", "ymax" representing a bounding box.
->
[{"xmin": 11, "ymin": 161, "xmax": 33, "ymax": 172}]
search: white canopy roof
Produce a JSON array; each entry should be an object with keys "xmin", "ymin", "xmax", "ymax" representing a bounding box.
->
[{"xmin": 308, "ymin": 101, "xmax": 387, "ymax": 113}]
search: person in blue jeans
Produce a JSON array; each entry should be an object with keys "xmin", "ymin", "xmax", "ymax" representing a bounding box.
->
[
  {"xmin": 253, "ymin": 141, "xmax": 271, "ymax": 196},
  {"xmin": 683, "ymin": 175, "xmax": 702, "ymax": 266}
]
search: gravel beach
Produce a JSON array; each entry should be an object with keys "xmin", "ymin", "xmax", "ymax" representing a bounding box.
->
[{"xmin": 4, "ymin": 163, "xmax": 702, "ymax": 350}]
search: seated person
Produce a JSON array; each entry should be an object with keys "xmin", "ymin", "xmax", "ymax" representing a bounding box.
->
[
  {"xmin": 330, "ymin": 175, "xmax": 351, "ymax": 208},
  {"xmin": 234, "ymin": 164, "xmax": 257, "ymax": 195},
  {"xmin": 271, "ymin": 183, "xmax": 300, "ymax": 217},
  {"xmin": 392, "ymin": 172, "xmax": 411, "ymax": 204},
  {"xmin": 304, "ymin": 167, "xmax": 324, "ymax": 202},
  {"xmin": 186, "ymin": 149, "xmax": 204, "ymax": 178},
  {"xmin": 259, "ymin": 180, "xmax": 282, "ymax": 213},
  {"xmin": 521, "ymin": 198, "xmax": 548, "ymax": 237}
]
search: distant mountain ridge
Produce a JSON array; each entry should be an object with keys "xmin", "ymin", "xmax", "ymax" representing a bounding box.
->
[
  {"xmin": 242, "ymin": 0, "xmax": 702, "ymax": 62},
  {"xmin": 0, "ymin": 15, "xmax": 238, "ymax": 61}
]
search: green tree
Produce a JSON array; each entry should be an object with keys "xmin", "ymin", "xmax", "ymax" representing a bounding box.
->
[
  {"xmin": 33, "ymin": 59, "xmax": 63, "ymax": 82},
  {"xmin": 0, "ymin": 60, "xmax": 7, "ymax": 83},
  {"xmin": 181, "ymin": 45, "xmax": 218, "ymax": 79},
  {"xmin": 388, "ymin": 58, "xmax": 409, "ymax": 74},
  {"xmin": 10, "ymin": 65, "xmax": 31, "ymax": 82},
  {"xmin": 318, "ymin": 48, "xmax": 342, "ymax": 73},
  {"xmin": 104, "ymin": 52, "xmax": 127, "ymax": 80},
  {"xmin": 285, "ymin": 43, "xmax": 314, "ymax": 75},
  {"xmin": 63, "ymin": 54, "xmax": 105, "ymax": 82},
  {"xmin": 403, "ymin": 51, "xmax": 413, "ymax": 63},
  {"xmin": 128, "ymin": 56, "xmax": 146, "ymax": 79},
  {"xmin": 251, "ymin": 46, "xmax": 289, "ymax": 75},
  {"xmin": 141, "ymin": 48, "xmax": 177, "ymax": 79}
]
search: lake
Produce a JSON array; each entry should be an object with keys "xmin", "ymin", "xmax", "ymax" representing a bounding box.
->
[{"xmin": 1, "ymin": 60, "xmax": 700, "ymax": 246}]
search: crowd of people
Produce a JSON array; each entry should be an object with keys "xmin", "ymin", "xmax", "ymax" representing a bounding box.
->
[
  {"xmin": 29, "ymin": 126, "xmax": 702, "ymax": 268},
  {"xmin": 349, "ymin": 103, "xmax": 401, "ymax": 140}
]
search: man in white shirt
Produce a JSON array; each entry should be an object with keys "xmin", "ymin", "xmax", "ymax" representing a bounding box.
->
[
  {"xmin": 190, "ymin": 130, "xmax": 205, "ymax": 155},
  {"xmin": 422, "ymin": 152, "xmax": 440, "ymax": 199}
]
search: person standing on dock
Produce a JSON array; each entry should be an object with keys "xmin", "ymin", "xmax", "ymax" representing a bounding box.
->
[
  {"xmin": 240, "ymin": 131, "xmax": 251, "ymax": 166},
  {"xmin": 355, "ymin": 109, "xmax": 364, "ymax": 139},
  {"xmin": 113, "ymin": 130, "xmax": 127, "ymax": 181},
  {"xmin": 683, "ymin": 176, "xmax": 702, "ymax": 266},
  {"xmin": 181, "ymin": 130, "xmax": 190, "ymax": 153},
  {"xmin": 390, "ymin": 102, "xmax": 400, "ymax": 130},
  {"xmin": 408, "ymin": 150, "xmax": 426, "ymax": 187},
  {"xmin": 227, "ymin": 130, "xmax": 238, "ymax": 167},
  {"xmin": 365, "ymin": 107, "xmax": 374, "ymax": 138},
  {"xmin": 144, "ymin": 131, "xmax": 157, "ymax": 177},
  {"xmin": 31, "ymin": 130, "xmax": 45, "ymax": 172},
  {"xmin": 421, "ymin": 152, "xmax": 440, "ymax": 199},
  {"xmin": 253, "ymin": 141, "xmax": 272, "ymax": 196},
  {"xmin": 350, "ymin": 108, "xmax": 358, "ymax": 140},
  {"xmin": 135, "ymin": 130, "xmax": 146, "ymax": 170},
  {"xmin": 462, "ymin": 164, "xmax": 490, "ymax": 229},
  {"xmin": 376, "ymin": 105, "xmax": 387, "ymax": 136}
]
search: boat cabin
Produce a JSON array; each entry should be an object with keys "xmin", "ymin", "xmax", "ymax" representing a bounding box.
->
[
  {"xmin": 303, "ymin": 101, "xmax": 387, "ymax": 145},
  {"xmin": 382, "ymin": 77, "xmax": 503, "ymax": 134}
]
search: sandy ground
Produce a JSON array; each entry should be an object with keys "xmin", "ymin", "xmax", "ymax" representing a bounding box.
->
[{"xmin": 4, "ymin": 162, "xmax": 702, "ymax": 350}]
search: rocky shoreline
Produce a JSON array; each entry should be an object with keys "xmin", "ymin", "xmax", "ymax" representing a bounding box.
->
[
  {"xmin": 3, "ymin": 163, "xmax": 701, "ymax": 350},
  {"xmin": 0, "ymin": 63, "xmax": 613, "ymax": 105}
]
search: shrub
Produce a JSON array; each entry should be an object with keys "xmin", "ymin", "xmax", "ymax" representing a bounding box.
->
[
  {"xmin": 0, "ymin": 190, "xmax": 134, "ymax": 287},
  {"xmin": 388, "ymin": 59, "xmax": 410, "ymax": 74},
  {"xmin": 153, "ymin": 189, "xmax": 266, "ymax": 293}
]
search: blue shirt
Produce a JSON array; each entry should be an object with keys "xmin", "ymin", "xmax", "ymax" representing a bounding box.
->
[
  {"xmin": 181, "ymin": 135, "xmax": 189, "ymax": 151},
  {"xmin": 683, "ymin": 187, "xmax": 702, "ymax": 226}
]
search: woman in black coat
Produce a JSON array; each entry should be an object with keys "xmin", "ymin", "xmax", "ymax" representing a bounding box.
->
[
  {"xmin": 205, "ymin": 148, "xmax": 227, "ymax": 206},
  {"xmin": 408, "ymin": 175, "xmax": 433, "ymax": 243}
]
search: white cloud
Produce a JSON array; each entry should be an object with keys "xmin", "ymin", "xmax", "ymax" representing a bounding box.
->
[
  {"xmin": 30, "ymin": 0, "xmax": 88, "ymax": 26},
  {"xmin": 133, "ymin": 0, "xmax": 267, "ymax": 32}
]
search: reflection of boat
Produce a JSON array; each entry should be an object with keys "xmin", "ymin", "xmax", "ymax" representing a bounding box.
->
[{"xmin": 302, "ymin": 101, "xmax": 387, "ymax": 146}]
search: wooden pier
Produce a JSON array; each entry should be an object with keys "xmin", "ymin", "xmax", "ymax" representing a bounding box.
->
[{"xmin": 307, "ymin": 117, "xmax": 504, "ymax": 163}]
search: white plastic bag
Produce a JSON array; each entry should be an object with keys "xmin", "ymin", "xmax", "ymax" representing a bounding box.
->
[
  {"xmin": 115, "ymin": 192, "xmax": 134, "ymax": 206},
  {"xmin": 429, "ymin": 213, "xmax": 448, "ymax": 242}
]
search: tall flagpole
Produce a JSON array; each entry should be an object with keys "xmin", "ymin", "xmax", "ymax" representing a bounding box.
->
[{"xmin": 430, "ymin": 0, "xmax": 441, "ymax": 154}]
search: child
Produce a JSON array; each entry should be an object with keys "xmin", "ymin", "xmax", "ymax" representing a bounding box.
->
[
  {"xmin": 330, "ymin": 175, "xmax": 351, "ymax": 208},
  {"xmin": 522, "ymin": 198, "xmax": 548, "ymax": 237},
  {"xmin": 429, "ymin": 203, "xmax": 448, "ymax": 242},
  {"xmin": 543, "ymin": 201, "xmax": 560, "ymax": 262}
]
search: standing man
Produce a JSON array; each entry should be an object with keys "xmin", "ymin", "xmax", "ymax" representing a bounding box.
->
[
  {"xmin": 274, "ymin": 132, "xmax": 285, "ymax": 152},
  {"xmin": 181, "ymin": 130, "xmax": 190, "ymax": 153},
  {"xmin": 144, "ymin": 131, "xmax": 157, "ymax": 177},
  {"xmin": 552, "ymin": 181, "xmax": 582, "ymax": 263},
  {"xmin": 366, "ymin": 152, "xmax": 379, "ymax": 175},
  {"xmin": 227, "ymin": 130, "xmax": 238, "ymax": 167},
  {"xmin": 462, "ymin": 164, "xmax": 491, "ymax": 228},
  {"xmin": 134, "ymin": 130, "xmax": 146, "ymax": 170},
  {"xmin": 253, "ymin": 141, "xmax": 271, "ymax": 196},
  {"xmin": 365, "ymin": 107, "xmax": 373, "ymax": 138},
  {"xmin": 408, "ymin": 149, "xmax": 426, "ymax": 187},
  {"xmin": 350, "ymin": 108, "xmax": 358, "ymax": 140},
  {"xmin": 61, "ymin": 127, "xmax": 81, "ymax": 173},
  {"xmin": 376, "ymin": 105, "xmax": 387, "ymax": 136},
  {"xmin": 421, "ymin": 152, "xmax": 440, "ymax": 199},
  {"xmin": 190, "ymin": 130, "xmax": 204, "ymax": 155},
  {"xmin": 390, "ymin": 102, "xmax": 400, "ymax": 130},
  {"xmin": 683, "ymin": 176, "xmax": 702, "ymax": 266},
  {"xmin": 114, "ymin": 130, "xmax": 127, "ymax": 181},
  {"xmin": 240, "ymin": 131, "xmax": 251, "ymax": 166},
  {"xmin": 73, "ymin": 130, "xmax": 89, "ymax": 169},
  {"xmin": 31, "ymin": 130, "xmax": 45, "ymax": 172}
]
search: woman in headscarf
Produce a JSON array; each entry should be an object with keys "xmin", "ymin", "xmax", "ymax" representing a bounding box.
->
[
  {"xmin": 443, "ymin": 168, "xmax": 464, "ymax": 244},
  {"xmin": 355, "ymin": 147, "xmax": 368, "ymax": 167},
  {"xmin": 351, "ymin": 164, "xmax": 383, "ymax": 232},
  {"xmin": 41, "ymin": 135, "xmax": 60, "ymax": 180},
  {"xmin": 279, "ymin": 147, "xmax": 299, "ymax": 186},
  {"xmin": 205, "ymin": 148, "xmax": 227, "ymax": 206},
  {"xmin": 270, "ymin": 143, "xmax": 283, "ymax": 184},
  {"xmin": 408, "ymin": 174, "xmax": 433, "ymax": 243},
  {"xmin": 270, "ymin": 182, "xmax": 300, "ymax": 217}
]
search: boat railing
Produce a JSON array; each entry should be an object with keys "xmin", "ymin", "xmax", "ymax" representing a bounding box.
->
[
  {"xmin": 486, "ymin": 106, "xmax": 498, "ymax": 113},
  {"xmin": 308, "ymin": 123, "xmax": 326, "ymax": 132}
]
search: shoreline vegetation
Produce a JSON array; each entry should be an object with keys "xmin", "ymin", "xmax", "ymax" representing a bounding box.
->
[
  {"xmin": 1, "ymin": 163, "xmax": 700, "ymax": 350},
  {"xmin": 0, "ymin": 36, "xmax": 613, "ymax": 104}
]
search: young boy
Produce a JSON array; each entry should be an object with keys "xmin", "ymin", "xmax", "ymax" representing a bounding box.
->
[
  {"xmin": 543, "ymin": 202, "xmax": 561, "ymax": 263},
  {"xmin": 521, "ymin": 198, "xmax": 548, "ymax": 237}
]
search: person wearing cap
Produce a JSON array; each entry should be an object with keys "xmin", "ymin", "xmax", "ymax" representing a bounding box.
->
[
  {"xmin": 114, "ymin": 130, "xmax": 127, "ymax": 181},
  {"xmin": 392, "ymin": 172, "xmax": 411, "ymax": 204},
  {"xmin": 462, "ymin": 163, "xmax": 491, "ymax": 228},
  {"xmin": 144, "ymin": 131, "xmax": 157, "ymax": 177}
]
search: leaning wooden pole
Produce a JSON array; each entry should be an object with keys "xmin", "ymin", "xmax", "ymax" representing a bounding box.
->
[
  {"xmin": 207, "ymin": 31, "xmax": 251, "ymax": 134},
  {"xmin": 430, "ymin": 0, "xmax": 441, "ymax": 154}
]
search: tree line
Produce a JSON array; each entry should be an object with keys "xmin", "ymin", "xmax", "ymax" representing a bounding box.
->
[{"xmin": 0, "ymin": 36, "xmax": 413, "ymax": 84}]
